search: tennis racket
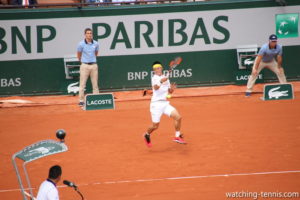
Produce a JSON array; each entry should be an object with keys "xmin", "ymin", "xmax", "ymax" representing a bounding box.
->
[
  {"xmin": 167, "ymin": 56, "xmax": 182, "ymax": 77},
  {"xmin": 169, "ymin": 56, "xmax": 182, "ymax": 72}
]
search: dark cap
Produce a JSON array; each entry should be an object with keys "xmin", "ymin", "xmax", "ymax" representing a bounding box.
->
[{"xmin": 269, "ymin": 34, "xmax": 278, "ymax": 41}]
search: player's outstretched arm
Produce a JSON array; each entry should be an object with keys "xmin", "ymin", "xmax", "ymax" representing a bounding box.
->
[
  {"xmin": 153, "ymin": 84, "xmax": 160, "ymax": 90},
  {"xmin": 169, "ymin": 83, "xmax": 177, "ymax": 94}
]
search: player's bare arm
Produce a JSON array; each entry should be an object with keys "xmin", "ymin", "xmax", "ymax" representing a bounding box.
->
[
  {"xmin": 153, "ymin": 77, "xmax": 168, "ymax": 90},
  {"xmin": 153, "ymin": 84, "xmax": 160, "ymax": 90},
  {"xmin": 160, "ymin": 77, "xmax": 168, "ymax": 83},
  {"xmin": 169, "ymin": 83, "xmax": 176, "ymax": 94}
]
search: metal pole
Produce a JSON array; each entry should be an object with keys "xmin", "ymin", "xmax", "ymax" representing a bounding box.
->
[
  {"xmin": 23, "ymin": 162, "xmax": 35, "ymax": 200},
  {"xmin": 12, "ymin": 154, "xmax": 28, "ymax": 200}
]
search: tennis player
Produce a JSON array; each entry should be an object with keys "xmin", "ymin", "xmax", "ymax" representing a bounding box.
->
[{"xmin": 144, "ymin": 61, "xmax": 186, "ymax": 147}]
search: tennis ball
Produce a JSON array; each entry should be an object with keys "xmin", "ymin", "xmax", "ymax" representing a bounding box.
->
[{"xmin": 166, "ymin": 94, "xmax": 172, "ymax": 99}]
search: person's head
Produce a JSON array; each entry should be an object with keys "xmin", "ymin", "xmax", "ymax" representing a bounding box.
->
[
  {"xmin": 269, "ymin": 34, "xmax": 278, "ymax": 48},
  {"xmin": 84, "ymin": 28, "xmax": 93, "ymax": 41},
  {"xmin": 48, "ymin": 165, "xmax": 62, "ymax": 183},
  {"xmin": 152, "ymin": 61, "xmax": 163, "ymax": 75}
]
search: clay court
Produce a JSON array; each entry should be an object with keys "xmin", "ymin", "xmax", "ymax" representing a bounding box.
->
[{"xmin": 1, "ymin": 83, "xmax": 300, "ymax": 200}]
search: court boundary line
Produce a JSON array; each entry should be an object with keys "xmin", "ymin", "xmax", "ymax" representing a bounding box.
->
[{"xmin": 1, "ymin": 170, "xmax": 300, "ymax": 193}]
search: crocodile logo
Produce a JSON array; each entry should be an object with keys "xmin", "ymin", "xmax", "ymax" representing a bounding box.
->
[
  {"xmin": 67, "ymin": 82, "xmax": 79, "ymax": 94},
  {"xmin": 268, "ymin": 86, "xmax": 288, "ymax": 99},
  {"xmin": 244, "ymin": 58, "xmax": 254, "ymax": 66},
  {"xmin": 24, "ymin": 147, "xmax": 52, "ymax": 157}
]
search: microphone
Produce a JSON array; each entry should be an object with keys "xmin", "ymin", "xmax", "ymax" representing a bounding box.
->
[
  {"xmin": 63, "ymin": 180, "xmax": 77, "ymax": 189},
  {"xmin": 63, "ymin": 180, "xmax": 84, "ymax": 200}
]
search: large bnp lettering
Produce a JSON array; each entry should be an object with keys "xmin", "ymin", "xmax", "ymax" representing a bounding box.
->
[
  {"xmin": 0, "ymin": 27, "xmax": 7, "ymax": 54},
  {"xmin": 37, "ymin": 25, "xmax": 56, "ymax": 53},
  {"xmin": 0, "ymin": 25, "xmax": 56, "ymax": 55}
]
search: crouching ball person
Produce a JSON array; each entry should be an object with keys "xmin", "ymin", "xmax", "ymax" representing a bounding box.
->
[
  {"xmin": 245, "ymin": 34, "xmax": 287, "ymax": 96},
  {"xmin": 144, "ymin": 61, "xmax": 186, "ymax": 147}
]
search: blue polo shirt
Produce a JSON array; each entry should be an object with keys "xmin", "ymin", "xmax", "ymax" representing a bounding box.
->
[
  {"xmin": 77, "ymin": 39, "xmax": 99, "ymax": 63},
  {"xmin": 258, "ymin": 43, "xmax": 282, "ymax": 63}
]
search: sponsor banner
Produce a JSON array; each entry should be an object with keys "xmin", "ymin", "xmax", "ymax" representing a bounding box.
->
[
  {"xmin": 276, "ymin": 13, "xmax": 299, "ymax": 38},
  {"xmin": 263, "ymin": 83, "xmax": 294, "ymax": 100},
  {"xmin": 0, "ymin": 3, "xmax": 300, "ymax": 96},
  {"xmin": 234, "ymin": 70, "xmax": 264, "ymax": 85},
  {"xmin": 0, "ymin": 6, "xmax": 300, "ymax": 61},
  {"xmin": 15, "ymin": 140, "xmax": 68, "ymax": 162},
  {"xmin": 84, "ymin": 93, "xmax": 115, "ymax": 110}
]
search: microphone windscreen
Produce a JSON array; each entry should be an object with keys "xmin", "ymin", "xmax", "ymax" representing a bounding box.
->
[{"xmin": 63, "ymin": 180, "xmax": 71, "ymax": 186}]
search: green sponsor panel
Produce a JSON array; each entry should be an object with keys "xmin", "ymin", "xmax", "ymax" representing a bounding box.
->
[
  {"xmin": 1, "ymin": 51, "xmax": 238, "ymax": 96},
  {"xmin": 84, "ymin": 93, "xmax": 115, "ymax": 110},
  {"xmin": 0, "ymin": 58, "xmax": 66, "ymax": 96},
  {"xmin": 1, "ymin": 46, "xmax": 300, "ymax": 96},
  {"xmin": 263, "ymin": 83, "xmax": 294, "ymax": 100},
  {"xmin": 234, "ymin": 70, "xmax": 264, "ymax": 85},
  {"xmin": 276, "ymin": 13, "xmax": 299, "ymax": 38},
  {"xmin": 99, "ymin": 50, "xmax": 238, "ymax": 90},
  {"xmin": 15, "ymin": 140, "xmax": 68, "ymax": 162}
]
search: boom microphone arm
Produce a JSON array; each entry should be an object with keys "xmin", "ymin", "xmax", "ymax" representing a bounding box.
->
[{"xmin": 63, "ymin": 180, "xmax": 84, "ymax": 200}]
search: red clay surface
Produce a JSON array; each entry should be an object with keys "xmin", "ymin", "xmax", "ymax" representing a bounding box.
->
[{"xmin": 1, "ymin": 82, "xmax": 300, "ymax": 200}]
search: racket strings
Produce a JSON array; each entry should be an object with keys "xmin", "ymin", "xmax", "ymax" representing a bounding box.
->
[{"xmin": 169, "ymin": 57, "xmax": 182, "ymax": 70}]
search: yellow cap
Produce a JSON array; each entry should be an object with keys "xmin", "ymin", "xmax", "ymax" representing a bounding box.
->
[{"xmin": 153, "ymin": 64, "xmax": 162, "ymax": 69}]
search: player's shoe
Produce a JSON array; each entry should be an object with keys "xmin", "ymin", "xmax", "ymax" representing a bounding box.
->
[
  {"xmin": 245, "ymin": 92, "xmax": 251, "ymax": 97},
  {"xmin": 144, "ymin": 133, "xmax": 152, "ymax": 147},
  {"xmin": 173, "ymin": 135, "xmax": 187, "ymax": 144},
  {"xmin": 78, "ymin": 102, "xmax": 84, "ymax": 107}
]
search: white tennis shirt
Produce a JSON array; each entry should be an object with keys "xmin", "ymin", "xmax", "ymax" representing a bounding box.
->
[
  {"xmin": 37, "ymin": 179, "xmax": 59, "ymax": 200},
  {"xmin": 151, "ymin": 74, "xmax": 170, "ymax": 102}
]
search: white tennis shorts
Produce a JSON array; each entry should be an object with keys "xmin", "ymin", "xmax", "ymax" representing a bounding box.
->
[{"xmin": 150, "ymin": 101, "xmax": 175, "ymax": 123}]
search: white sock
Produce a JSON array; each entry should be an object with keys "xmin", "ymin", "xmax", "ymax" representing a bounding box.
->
[{"xmin": 175, "ymin": 131, "xmax": 181, "ymax": 137}]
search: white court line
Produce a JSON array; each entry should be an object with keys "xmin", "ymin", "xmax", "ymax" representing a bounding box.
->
[{"xmin": 1, "ymin": 170, "xmax": 300, "ymax": 193}]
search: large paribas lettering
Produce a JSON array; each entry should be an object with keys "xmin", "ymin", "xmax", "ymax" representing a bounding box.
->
[{"xmin": 93, "ymin": 16, "xmax": 229, "ymax": 49}]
